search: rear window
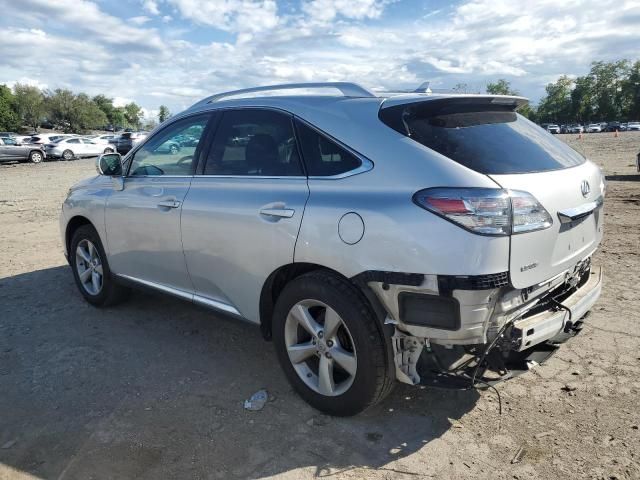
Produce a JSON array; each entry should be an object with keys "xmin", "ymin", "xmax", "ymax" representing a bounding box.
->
[{"xmin": 380, "ymin": 100, "xmax": 585, "ymax": 174}]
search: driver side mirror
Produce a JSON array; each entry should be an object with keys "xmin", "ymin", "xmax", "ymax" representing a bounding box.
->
[{"xmin": 96, "ymin": 153, "xmax": 124, "ymax": 190}]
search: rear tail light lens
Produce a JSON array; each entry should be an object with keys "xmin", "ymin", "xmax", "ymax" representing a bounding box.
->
[
  {"xmin": 413, "ymin": 188, "xmax": 552, "ymax": 236},
  {"xmin": 509, "ymin": 190, "xmax": 553, "ymax": 233}
]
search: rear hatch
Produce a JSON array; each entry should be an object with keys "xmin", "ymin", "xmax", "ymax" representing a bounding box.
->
[
  {"xmin": 379, "ymin": 95, "xmax": 605, "ymax": 288},
  {"xmin": 490, "ymin": 162, "xmax": 603, "ymax": 287}
]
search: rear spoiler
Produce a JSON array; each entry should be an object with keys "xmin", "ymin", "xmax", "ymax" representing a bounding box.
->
[
  {"xmin": 379, "ymin": 94, "xmax": 529, "ymax": 112},
  {"xmin": 378, "ymin": 94, "xmax": 530, "ymax": 136}
]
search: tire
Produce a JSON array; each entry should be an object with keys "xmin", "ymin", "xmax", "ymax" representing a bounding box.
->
[
  {"xmin": 28, "ymin": 150, "xmax": 44, "ymax": 163},
  {"xmin": 62, "ymin": 149, "xmax": 74, "ymax": 161},
  {"xmin": 69, "ymin": 224, "xmax": 129, "ymax": 307},
  {"xmin": 272, "ymin": 270, "xmax": 394, "ymax": 416},
  {"xmin": 103, "ymin": 147, "xmax": 114, "ymax": 153},
  {"xmin": 169, "ymin": 144, "xmax": 179, "ymax": 155}
]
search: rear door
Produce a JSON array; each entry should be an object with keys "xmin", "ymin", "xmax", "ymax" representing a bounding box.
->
[{"xmin": 181, "ymin": 108, "xmax": 309, "ymax": 322}]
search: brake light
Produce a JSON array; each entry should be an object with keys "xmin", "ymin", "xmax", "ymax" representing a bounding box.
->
[{"xmin": 413, "ymin": 188, "xmax": 552, "ymax": 236}]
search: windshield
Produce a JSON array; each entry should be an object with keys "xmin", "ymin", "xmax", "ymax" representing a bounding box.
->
[{"xmin": 380, "ymin": 101, "xmax": 586, "ymax": 174}]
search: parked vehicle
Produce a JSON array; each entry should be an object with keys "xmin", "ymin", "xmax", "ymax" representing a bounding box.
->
[
  {"xmin": 568, "ymin": 125, "xmax": 584, "ymax": 134},
  {"xmin": 546, "ymin": 124, "xmax": 560, "ymax": 134},
  {"xmin": 0, "ymin": 137, "xmax": 45, "ymax": 163},
  {"xmin": 45, "ymin": 137, "xmax": 114, "ymax": 160},
  {"xmin": 29, "ymin": 134, "xmax": 71, "ymax": 146},
  {"xmin": 14, "ymin": 135, "xmax": 34, "ymax": 144},
  {"xmin": 627, "ymin": 122, "xmax": 640, "ymax": 131},
  {"xmin": 586, "ymin": 124, "xmax": 602, "ymax": 133},
  {"xmin": 606, "ymin": 121, "xmax": 622, "ymax": 132},
  {"xmin": 0, "ymin": 131, "xmax": 17, "ymax": 137},
  {"xmin": 116, "ymin": 132, "xmax": 148, "ymax": 155},
  {"xmin": 61, "ymin": 82, "xmax": 604, "ymax": 416},
  {"xmin": 90, "ymin": 135, "xmax": 117, "ymax": 151}
]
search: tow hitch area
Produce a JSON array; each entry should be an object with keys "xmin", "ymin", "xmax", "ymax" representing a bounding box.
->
[{"xmin": 393, "ymin": 314, "xmax": 586, "ymax": 390}]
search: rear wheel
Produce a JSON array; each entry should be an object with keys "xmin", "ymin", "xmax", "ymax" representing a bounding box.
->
[
  {"xmin": 272, "ymin": 271, "xmax": 394, "ymax": 416},
  {"xmin": 29, "ymin": 150, "xmax": 43, "ymax": 163},
  {"xmin": 103, "ymin": 147, "xmax": 114, "ymax": 153},
  {"xmin": 62, "ymin": 149, "xmax": 74, "ymax": 161},
  {"xmin": 69, "ymin": 225, "xmax": 129, "ymax": 307},
  {"xmin": 169, "ymin": 144, "xmax": 179, "ymax": 154}
]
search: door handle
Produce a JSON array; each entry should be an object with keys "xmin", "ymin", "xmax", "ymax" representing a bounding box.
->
[
  {"xmin": 157, "ymin": 200, "xmax": 181, "ymax": 209},
  {"xmin": 260, "ymin": 207, "xmax": 295, "ymax": 218}
]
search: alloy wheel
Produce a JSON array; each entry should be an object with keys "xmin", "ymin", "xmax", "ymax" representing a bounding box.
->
[
  {"xmin": 284, "ymin": 299, "xmax": 357, "ymax": 397},
  {"xmin": 75, "ymin": 239, "xmax": 103, "ymax": 295}
]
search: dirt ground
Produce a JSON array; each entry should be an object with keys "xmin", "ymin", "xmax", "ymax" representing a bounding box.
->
[{"xmin": 0, "ymin": 132, "xmax": 639, "ymax": 480}]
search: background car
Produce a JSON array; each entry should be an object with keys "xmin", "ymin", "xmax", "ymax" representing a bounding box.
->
[
  {"xmin": 0, "ymin": 137, "xmax": 45, "ymax": 163},
  {"xmin": 116, "ymin": 131, "xmax": 148, "ymax": 154},
  {"xmin": 627, "ymin": 121, "xmax": 640, "ymax": 131},
  {"xmin": 546, "ymin": 124, "xmax": 560, "ymax": 134},
  {"xmin": 586, "ymin": 124, "xmax": 602, "ymax": 133},
  {"xmin": 45, "ymin": 137, "xmax": 114, "ymax": 160}
]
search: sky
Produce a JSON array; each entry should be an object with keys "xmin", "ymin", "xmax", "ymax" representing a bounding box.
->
[{"xmin": 0, "ymin": 0, "xmax": 639, "ymax": 119}]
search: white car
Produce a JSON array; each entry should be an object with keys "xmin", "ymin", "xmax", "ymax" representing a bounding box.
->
[
  {"xmin": 45, "ymin": 137, "xmax": 115, "ymax": 160},
  {"xmin": 586, "ymin": 124, "xmax": 602, "ymax": 133},
  {"xmin": 627, "ymin": 122, "xmax": 640, "ymax": 131},
  {"xmin": 546, "ymin": 124, "xmax": 560, "ymax": 134}
]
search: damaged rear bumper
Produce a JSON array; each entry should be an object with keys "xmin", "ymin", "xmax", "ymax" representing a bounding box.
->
[
  {"xmin": 363, "ymin": 263, "xmax": 602, "ymax": 386},
  {"xmin": 513, "ymin": 265, "xmax": 602, "ymax": 351}
]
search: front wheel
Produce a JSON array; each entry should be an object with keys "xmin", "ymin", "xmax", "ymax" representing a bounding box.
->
[
  {"xmin": 69, "ymin": 225, "xmax": 129, "ymax": 307},
  {"xmin": 103, "ymin": 147, "xmax": 114, "ymax": 153},
  {"xmin": 272, "ymin": 271, "xmax": 394, "ymax": 416},
  {"xmin": 62, "ymin": 149, "xmax": 74, "ymax": 161},
  {"xmin": 29, "ymin": 151, "xmax": 43, "ymax": 163}
]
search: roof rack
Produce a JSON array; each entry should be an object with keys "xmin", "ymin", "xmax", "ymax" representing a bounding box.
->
[{"xmin": 189, "ymin": 82, "xmax": 376, "ymax": 109}]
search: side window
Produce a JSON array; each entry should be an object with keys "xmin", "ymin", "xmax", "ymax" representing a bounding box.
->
[
  {"xmin": 128, "ymin": 114, "xmax": 210, "ymax": 176},
  {"xmin": 295, "ymin": 120, "xmax": 361, "ymax": 176},
  {"xmin": 204, "ymin": 109, "xmax": 303, "ymax": 176},
  {"xmin": 68, "ymin": 139, "xmax": 80, "ymax": 144}
]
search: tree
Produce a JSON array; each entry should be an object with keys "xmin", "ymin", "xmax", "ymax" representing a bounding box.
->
[
  {"xmin": 69, "ymin": 94, "xmax": 107, "ymax": 132},
  {"xmin": 0, "ymin": 85, "xmax": 20, "ymax": 132},
  {"xmin": 92, "ymin": 94, "xmax": 116, "ymax": 125},
  {"xmin": 620, "ymin": 60, "xmax": 640, "ymax": 121},
  {"xmin": 588, "ymin": 60, "xmax": 629, "ymax": 120},
  {"xmin": 13, "ymin": 83, "xmax": 46, "ymax": 131},
  {"xmin": 112, "ymin": 107, "xmax": 126, "ymax": 130},
  {"xmin": 46, "ymin": 88, "xmax": 76, "ymax": 130},
  {"xmin": 158, "ymin": 105, "xmax": 171, "ymax": 123},
  {"xmin": 486, "ymin": 79, "xmax": 518, "ymax": 96},
  {"xmin": 123, "ymin": 102, "xmax": 143, "ymax": 129},
  {"xmin": 570, "ymin": 75, "xmax": 595, "ymax": 123},
  {"xmin": 536, "ymin": 75, "xmax": 574, "ymax": 123}
]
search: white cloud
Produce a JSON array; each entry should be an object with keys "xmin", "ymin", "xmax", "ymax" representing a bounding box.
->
[
  {"xmin": 142, "ymin": 0, "xmax": 160, "ymax": 15},
  {"xmin": 129, "ymin": 16, "xmax": 152, "ymax": 25},
  {"xmin": 166, "ymin": 0, "xmax": 279, "ymax": 33},
  {"xmin": 6, "ymin": 0, "xmax": 164, "ymax": 53},
  {"xmin": 302, "ymin": 0, "xmax": 388, "ymax": 23}
]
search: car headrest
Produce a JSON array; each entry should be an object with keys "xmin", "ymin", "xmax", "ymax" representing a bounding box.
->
[{"xmin": 246, "ymin": 134, "xmax": 278, "ymax": 172}]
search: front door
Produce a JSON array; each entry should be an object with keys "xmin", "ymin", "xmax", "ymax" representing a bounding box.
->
[
  {"xmin": 181, "ymin": 109, "xmax": 310, "ymax": 322},
  {"xmin": 105, "ymin": 113, "xmax": 213, "ymax": 294}
]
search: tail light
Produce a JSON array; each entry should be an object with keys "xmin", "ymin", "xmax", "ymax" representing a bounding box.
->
[{"xmin": 413, "ymin": 187, "xmax": 552, "ymax": 236}]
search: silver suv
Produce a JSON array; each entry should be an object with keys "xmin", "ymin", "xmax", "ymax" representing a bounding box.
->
[{"xmin": 60, "ymin": 82, "xmax": 604, "ymax": 416}]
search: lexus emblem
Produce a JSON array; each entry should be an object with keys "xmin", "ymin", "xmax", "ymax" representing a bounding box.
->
[{"xmin": 580, "ymin": 180, "xmax": 590, "ymax": 198}]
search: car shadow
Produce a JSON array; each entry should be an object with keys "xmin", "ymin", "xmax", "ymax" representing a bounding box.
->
[
  {"xmin": 0, "ymin": 266, "xmax": 480, "ymax": 479},
  {"xmin": 605, "ymin": 174, "xmax": 640, "ymax": 182}
]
